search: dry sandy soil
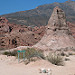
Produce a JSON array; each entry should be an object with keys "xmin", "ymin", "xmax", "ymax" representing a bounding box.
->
[{"xmin": 0, "ymin": 54, "xmax": 75, "ymax": 75}]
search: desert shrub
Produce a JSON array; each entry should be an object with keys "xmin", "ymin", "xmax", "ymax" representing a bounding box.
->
[
  {"xmin": 60, "ymin": 51, "xmax": 66, "ymax": 56},
  {"xmin": 68, "ymin": 52, "xmax": 75, "ymax": 55},
  {"xmin": 3, "ymin": 48, "xmax": 44, "ymax": 58},
  {"xmin": 46, "ymin": 53, "xmax": 64, "ymax": 66},
  {"xmin": 68, "ymin": 52, "xmax": 73, "ymax": 55},
  {"xmin": 18, "ymin": 48, "xmax": 45, "ymax": 60},
  {"xmin": 65, "ymin": 58, "xmax": 70, "ymax": 61},
  {"xmin": 3, "ymin": 50, "xmax": 17, "ymax": 56},
  {"xmin": 60, "ymin": 51, "xmax": 69, "ymax": 57}
]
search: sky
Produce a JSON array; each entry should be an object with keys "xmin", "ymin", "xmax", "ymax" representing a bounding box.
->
[{"xmin": 0, "ymin": 0, "xmax": 75, "ymax": 15}]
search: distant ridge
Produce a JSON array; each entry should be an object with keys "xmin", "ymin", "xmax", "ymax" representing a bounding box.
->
[{"xmin": 1, "ymin": 1, "xmax": 75, "ymax": 27}]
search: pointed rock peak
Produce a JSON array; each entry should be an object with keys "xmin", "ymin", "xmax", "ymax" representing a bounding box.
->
[
  {"xmin": 47, "ymin": 6, "xmax": 67, "ymax": 29},
  {"xmin": 67, "ymin": 0, "xmax": 72, "ymax": 2},
  {"xmin": 33, "ymin": 7, "xmax": 75, "ymax": 51},
  {"xmin": 53, "ymin": 6, "xmax": 62, "ymax": 11}
]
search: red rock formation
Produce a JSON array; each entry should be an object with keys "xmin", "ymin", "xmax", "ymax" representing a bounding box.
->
[
  {"xmin": 0, "ymin": 16, "xmax": 45, "ymax": 50},
  {"xmin": 0, "ymin": 13, "xmax": 75, "ymax": 50}
]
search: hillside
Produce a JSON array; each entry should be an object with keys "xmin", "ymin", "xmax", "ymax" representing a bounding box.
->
[{"xmin": 1, "ymin": 0, "xmax": 75, "ymax": 27}]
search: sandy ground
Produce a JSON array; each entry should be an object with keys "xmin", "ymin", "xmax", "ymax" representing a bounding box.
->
[{"xmin": 0, "ymin": 55, "xmax": 75, "ymax": 75}]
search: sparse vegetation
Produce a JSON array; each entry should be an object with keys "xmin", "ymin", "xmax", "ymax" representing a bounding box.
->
[
  {"xmin": 68, "ymin": 52, "xmax": 75, "ymax": 56},
  {"xmin": 68, "ymin": 52, "xmax": 73, "ymax": 55},
  {"xmin": 46, "ymin": 53, "xmax": 64, "ymax": 66},
  {"xmin": 3, "ymin": 48, "xmax": 44, "ymax": 63},
  {"xmin": 0, "ymin": 48, "xmax": 6, "ymax": 50},
  {"xmin": 17, "ymin": 48, "xmax": 45, "ymax": 64},
  {"xmin": 21, "ymin": 48, "xmax": 44, "ymax": 60},
  {"xmin": 3, "ymin": 48, "xmax": 75, "ymax": 66},
  {"xmin": 3, "ymin": 50, "xmax": 17, "ymax": 56},
  {"xmin": 65, "ymin": 58, "xmax": 70, "ymax": 61}
]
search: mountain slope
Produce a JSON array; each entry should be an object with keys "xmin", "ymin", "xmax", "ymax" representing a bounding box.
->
[{"xmin": 1, "ymin": 0, "xmax": 75, "ymax": 27}]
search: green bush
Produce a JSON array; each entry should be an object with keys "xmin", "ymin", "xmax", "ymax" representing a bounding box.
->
[
  {"xmin": 3, "ymin": 50, "xmax": 17, "ymax": 56},
  {"xmin": 46, "ymin": 53, "xmax": 64, "ymax": 66}
]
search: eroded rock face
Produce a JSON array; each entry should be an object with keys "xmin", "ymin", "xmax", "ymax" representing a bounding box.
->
[
  {"xmin": 33, "ymin": 7, "xmax": 75, "ymax": 50},
  {"xmin": 48, "ymin": 7, "xmax": 67, "ymax": 28},
  {"xmin": 67, "ymin": 22, "xmax": 75, "ymax": 38},
  {"xmin": 0, "ymin": 16, "xmax": 45, "ymax": 50},
  {"xmin": 0, "ymin": 17, "xmax": 9, "ymax": 34}
]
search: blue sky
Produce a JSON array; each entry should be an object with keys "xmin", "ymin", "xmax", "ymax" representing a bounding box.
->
[{"xmin": 0, "ymin": 0, "xmax": 75, "ymax": 15}]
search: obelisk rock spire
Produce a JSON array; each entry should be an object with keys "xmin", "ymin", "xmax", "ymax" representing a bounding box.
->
[
  {"xmin": 33, "ymin": 7, "xmax": 75, "ymax": 51},
  {"xmin": 47, "ymin": 6, "xmax": 67, "ymax": 29}
]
